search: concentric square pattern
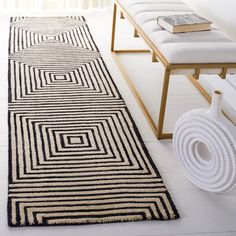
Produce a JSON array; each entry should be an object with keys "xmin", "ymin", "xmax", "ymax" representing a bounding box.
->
[{"xmin": 8, "ymin": 16, "xmax": 179, "ymax": 227}]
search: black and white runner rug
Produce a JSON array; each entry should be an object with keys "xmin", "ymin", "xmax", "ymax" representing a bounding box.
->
[{"xmin": 8, "ymin": 16, "xmax": 179, "ymax": 227}]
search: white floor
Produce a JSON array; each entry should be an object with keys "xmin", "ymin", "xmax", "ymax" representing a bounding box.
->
[{"xmin": 0, "ymin": 8, "xmax": 236, "ymax": 236}]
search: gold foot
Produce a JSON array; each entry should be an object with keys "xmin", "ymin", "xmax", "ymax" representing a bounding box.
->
[
  {"xmin": 120, "ymin": 11, "xmax": 125, "ymax": 19},
  {"xmin": 152, "ymin": 52, "xmax": 158, "ymax": 62},
  {"xmin": 219, "ymin": 68, "xmax": 227, "ymax": 79},
  {"xmin": 134, "ymin": 28, "xmax": 139, "ymax": 38}
]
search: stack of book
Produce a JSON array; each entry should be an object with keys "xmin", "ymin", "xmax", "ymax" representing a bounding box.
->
[{"xmin": 157, "ymin": 13, "xmax": 212, "ymax": 33}]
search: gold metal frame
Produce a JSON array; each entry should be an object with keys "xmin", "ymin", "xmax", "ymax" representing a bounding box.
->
[{"xmin": 111, "ymin": 1, "xmax": 236, "ymax": 139}]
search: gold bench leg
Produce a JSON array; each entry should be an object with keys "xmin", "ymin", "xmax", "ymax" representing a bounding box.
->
[
  {"xmin": 110, "ymin": 2, "xmax": 172, "ymax": 139},
  {"xmin": 111, "ymin": 3, "xmax": 117, "ymax": 52},
  {"xmin": 157, "ymin": 69, "xmax": 172, "ymax": 139}
]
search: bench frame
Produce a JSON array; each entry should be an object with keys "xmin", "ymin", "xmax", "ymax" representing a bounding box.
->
[{"xmin": 111, "ymin": 1, "xmax": 236, "ymax": 139}]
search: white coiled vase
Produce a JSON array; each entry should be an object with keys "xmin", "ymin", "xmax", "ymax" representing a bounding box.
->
[{"xmin": 173, "ymin": 90, "xmax": 236, "ymax": 193}]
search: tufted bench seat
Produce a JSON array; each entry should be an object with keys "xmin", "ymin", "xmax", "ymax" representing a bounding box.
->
[{"xmin": 111, "ymin": 0, "xmax": 236, "ymax": 139}]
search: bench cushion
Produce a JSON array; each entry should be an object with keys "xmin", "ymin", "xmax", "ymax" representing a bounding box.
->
[{"xmin": 118, "ymin": 0, "xmax": 236, "ymax": 65}]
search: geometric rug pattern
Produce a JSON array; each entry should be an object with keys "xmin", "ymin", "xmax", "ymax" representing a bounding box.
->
[{"xmin": 8, "ymin": 16, "xmax": 179, "ymax": 227}]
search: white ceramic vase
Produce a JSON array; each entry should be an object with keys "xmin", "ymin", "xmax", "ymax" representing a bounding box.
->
[{"xmin": 173, "ymin": 90, "xmax": 236, "ymax": 193}]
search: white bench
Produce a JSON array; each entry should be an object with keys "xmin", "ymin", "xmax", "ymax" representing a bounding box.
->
[{"xmin": 111, "ymin": 0, "xmax": 236, "ymax": 139}]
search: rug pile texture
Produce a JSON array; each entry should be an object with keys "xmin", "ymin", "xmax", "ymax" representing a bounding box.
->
[{"xmin": 8, "ymin": 16, "xmax": 179, "ymax": 226}]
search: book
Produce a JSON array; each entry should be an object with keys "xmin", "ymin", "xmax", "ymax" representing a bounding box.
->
[{"xmin": 157, "ymin": 13, "xmax": 212, "ymax": 33}]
